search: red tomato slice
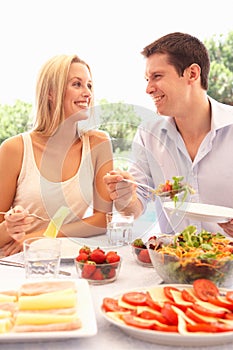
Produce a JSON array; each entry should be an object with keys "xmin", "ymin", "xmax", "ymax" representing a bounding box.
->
[
  {"xmin": 153, "ymin": 324, "xmax": 178, "ymax": 332},
  {"xmin": 193, "ymin": 279, "xmax": 219, "ymax": 301},
  {"xmin": 162, "ymin": 181, "xmax": 173, "ymax": 192},
  {"xmin": 188, "ymin": 322, "xmax": 233, "ymax": 333},
  {"xmin": 192, "ymin": 303, "xmax": 226, "ymax": 318},
  {"xmin": 121, "ymin": 314, "xmax": 154, "ymax": 329},
  {"xmin": 146, "ymin": 291, "xmax": 162, "ymax": 311},
  {"xmin": 122, "ymin": 292, "xmax": 147, "ymax": 306},
  {"xmin": 181, "ymin": 289, "xmax": 196, "ymax": 303},
  {"xmin": 161, "ymin": 302, "xmax": 178, "ymax": 325},
  {"xmin": 215, "ymin": 323, "xmax": 233, "ymax": 332},
  {"xmin": 186, "ymin": 323, "xmax": 219, "ymax": 333},
  {"xmin": 225, "ymin": 313, "xmax": 233, "ymax": 320},
  {"xmin": 102, "ymin": 297, "xmax": 126, "ymax": 312},
  {"xmin": 226, "ymin": 291, "xmax": 233, "ymax": 303},
  {"xmin": 139, "ymin": 310, "xmax": 168, "ymax": 324},
  {"xmin": 185, "ymin": 307, "xmax": 217, "ymax": 324},
  {"xmin": 208, "ymin": 296, "xmax": 233, "ymax": 311},
  {"xmin": 172, "ymin": 302, "xmax": 190, "ymax": 312},
  {"xmin": 163, "ymin": 286, "xmax": 180, "ymax": 301}
]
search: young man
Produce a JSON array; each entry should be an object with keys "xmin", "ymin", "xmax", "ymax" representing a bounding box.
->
[{"xmin": 104, "ymin": 32, "xmax": 233, "ymax": 237}]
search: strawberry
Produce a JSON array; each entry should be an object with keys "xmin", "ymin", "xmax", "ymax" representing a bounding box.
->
[
  {"xmin": 76, "ymin": 246, "xmax": 121, "ymax": 282},
  {"xmin": 81, "ymin": 262, "xmax": 96, "ymax": 278},
  {"xmin": 105, "ymin": 251, "xmax": 120, "ymax": 264},
  {"xmin": 79, "ymin": 245, "xmax": 91, "ymax": 255},
  {"xmin": 76, "ymin": 252, "xmax": 89, "ymax": 262},
  {"xmin": 91, "ymin": 268, "xmax": 104, "ymax": 280},
  {"xmin": 89, "ymin": 249, "xmax": 106, "ymax": 263},
  {"xmin": 138, "ymin": 249, "xmax": 151, "ymax": 264},
  {"xmin": 107, "ymin": 268, "xmax": 116, "ymax": 279}
]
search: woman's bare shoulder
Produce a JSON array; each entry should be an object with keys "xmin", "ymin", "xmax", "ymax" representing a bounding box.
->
[
  {"xmin": 0, "ymin": 134, "xmax": 24, "ymax": 156},
  {"xmin": 86, "ymin": 129, "xmax": 111, "ymax": 146}
]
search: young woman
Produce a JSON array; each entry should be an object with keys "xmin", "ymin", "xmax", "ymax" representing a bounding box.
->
[{"xmin": 0, "ymin": 54, "xmax": 113, "ymax": 255}]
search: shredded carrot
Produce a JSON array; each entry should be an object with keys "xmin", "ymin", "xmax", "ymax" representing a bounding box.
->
[{"xmin": 155, "ymin": 225, "xmax": 233, "ymax": 266}]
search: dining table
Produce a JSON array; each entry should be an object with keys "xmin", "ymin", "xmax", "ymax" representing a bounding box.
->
[{"xmin": 0, "ymin": 214, "xmax": 233, "ymax": 350}]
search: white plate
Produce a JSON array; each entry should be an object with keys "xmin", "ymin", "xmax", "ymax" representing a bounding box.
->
[
  {"xmin": 59, "ymin": 238, "xmax": 82, "ymax": 260},
  {"xmin": 58, "ymin": 236, "xmax": 122, "ymax": 260},
  {"xmin": 163, "ymin": 202, "xmax": 233, "ymax": 223},
  {"xmin": 0, "ymin": 279, "xmax": 97, "ymax": 343},
  {"xmin": 59, "ymin": 235, "xmax": 128, "ymax": 259},
  {"xmin": 101, "ymin": 284, "xmax": 233, "ymax": 347}
]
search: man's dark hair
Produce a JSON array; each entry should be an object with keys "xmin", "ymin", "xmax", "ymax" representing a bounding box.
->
[{"xmin": 141, "ymin": 32, "xmax": 210, "ymax": 90}]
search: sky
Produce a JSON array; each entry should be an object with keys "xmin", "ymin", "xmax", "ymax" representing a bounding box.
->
[{"xmin": 0, "ymin": 0, "xmax": 232, "ymax": 111}]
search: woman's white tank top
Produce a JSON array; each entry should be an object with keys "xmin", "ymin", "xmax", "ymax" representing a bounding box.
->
[{"xmin": 12, "ymin": 132, "xmax": 94, "ymax": 233}]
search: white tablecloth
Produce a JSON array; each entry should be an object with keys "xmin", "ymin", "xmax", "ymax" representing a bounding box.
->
[
  {"xmin": 0, "ymin": 207, "xmax": 232, "ymax": 350},
  {"xmin": 0, "ymin": 232, "xmax": 233, "ymax": 349}
]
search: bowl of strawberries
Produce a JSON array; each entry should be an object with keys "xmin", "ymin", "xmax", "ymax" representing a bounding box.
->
[
  {"xmin": 75, "ymin": 246, "xmax": 122, "ymax": 284},
  {"xmin": 131, "ymin": 237, "xmax": 154, "ymax": 267}
]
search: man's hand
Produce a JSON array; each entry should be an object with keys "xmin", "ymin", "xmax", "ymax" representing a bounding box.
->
[
  {"xmin": 103, "ymin": 170, "xmax": 138, "ymax": 212},
  {"xmin": 218, "ymin": 220, "xmax": 233, "ymax": 237}
]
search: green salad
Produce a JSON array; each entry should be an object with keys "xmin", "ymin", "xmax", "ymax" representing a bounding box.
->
[{"xmin": 148, "ymin": 225, "xmax": 233, "ymax": 287}]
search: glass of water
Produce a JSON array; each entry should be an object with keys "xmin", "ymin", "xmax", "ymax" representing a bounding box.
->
[
  {"xmin": 23, "ymin": 237, "xmax": 61, "ymax": 279},
  {"xmin": 106, "ymin": 211, "xmax": 134, "ymax": 246}
]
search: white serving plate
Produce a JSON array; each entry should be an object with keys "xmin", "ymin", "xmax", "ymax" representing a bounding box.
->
[
  {"xmin": 163, "ymin": 202, "xmax": 233, "ymax": 223},
  {"xmin": 59, "ymin": 235, "xmax": 127, "ymax": 260},
  {"xmin": 0, "ymin": 279, "xmax": 97, "ymax": 343},
  {"xmin": 59, "ymin": 238, "xmax": 82, "ymax": 260},
  {"xmin": 101, "ymin": 284, "xmax": 233, "ymax": 347}
]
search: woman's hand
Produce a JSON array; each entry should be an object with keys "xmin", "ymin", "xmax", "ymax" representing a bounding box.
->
[
  {"xmin": 1, "ymin": 239, "xmax": 24, "ymax": 256},
  {"xmin": 4, "ymin": 205, "xmax": 34, "ymax": 242}
]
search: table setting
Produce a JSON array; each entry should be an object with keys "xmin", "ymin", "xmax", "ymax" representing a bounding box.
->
[{"xmin": 0, "ymin": 201, "xmax": 233, "ymax": 349}]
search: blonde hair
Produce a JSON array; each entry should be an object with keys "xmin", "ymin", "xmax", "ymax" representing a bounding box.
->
[{"xmin": 33, "ymin": 54, "xmax": 94, "ymax": 136}]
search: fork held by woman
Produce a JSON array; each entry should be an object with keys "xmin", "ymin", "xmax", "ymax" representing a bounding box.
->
[{"xmin": 0, "ymin": 211, "xmax": 48, "ymax": 222}]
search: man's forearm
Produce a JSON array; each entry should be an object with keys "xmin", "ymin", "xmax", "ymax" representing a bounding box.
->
[{"xmin": 114, "ymin": 197, "xmax": 143, "ymax": 219}]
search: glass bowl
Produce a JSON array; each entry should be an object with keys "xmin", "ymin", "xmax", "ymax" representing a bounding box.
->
[
  {"xmin": 131, "ymin": 244, "xmax": 153, "ymax": 267},
  {"xmin": 147, "ymin": 235, "xmax": 233, "ymax": 288},
  {"xmin": 75, "ymin": 258, "xmax": 122, "ymax": 285}
]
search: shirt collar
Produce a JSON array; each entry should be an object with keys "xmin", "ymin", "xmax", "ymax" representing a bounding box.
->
[
  {"xmin": 161, "ymin": 97, "xmax": 233, "ymax": 137},
  {"xmin": 209, "ymin": 96, "xmax": 233, "ymax": 131}
]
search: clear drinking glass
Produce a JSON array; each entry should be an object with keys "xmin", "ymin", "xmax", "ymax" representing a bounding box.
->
[
  {"xmin": 23, "ymin": 237, "xmax": 61, "ymax": 279},
  {"xmin": 106, "ymin": 211, "xmax": 134, "ymax": 246}
]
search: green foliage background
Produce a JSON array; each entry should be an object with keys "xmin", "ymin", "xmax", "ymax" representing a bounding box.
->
[
  {"xmin": 0, "ymin": 31, "xmax": 233, "ymax": 147},
  {"xmin": 0, "ymin": 100, "xmax": 33, "ymax": 144},
  {"xmin": 204, "ymin": 32, "xmax": 233, "ymax": 105},
  {"xmin": 98, "ymin": 99, "xmax": 141, "ymax": 153}
]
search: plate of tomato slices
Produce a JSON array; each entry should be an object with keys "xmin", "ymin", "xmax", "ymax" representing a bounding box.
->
[{"xmin": 101, "ymin": 279, "xmax": 233, "ymax": 346}]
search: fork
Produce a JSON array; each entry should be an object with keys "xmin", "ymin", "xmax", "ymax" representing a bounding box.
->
[
  {"xmin": 122, "ymin": 178, "xmax": 155, "ymax": 192},
  {"xmin": 0, "ymin": 259, "xmax": 71, "ymax": 276},
  {"xmin": 0, "ymin": 211, "xmax": 49, "ymax": 222},
  {"xmin": 121, "ymin": 179, "xmax": 163, "ymax": 201},
  {"xmin": 121, "ymin": 179, "xmax": 187, "ymax": 199}
]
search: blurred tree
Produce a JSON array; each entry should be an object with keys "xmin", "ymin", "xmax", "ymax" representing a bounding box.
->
[
  {"xmin": 1, "ymin": 31, "xmax": 233, "ymax": 145},
  {"xmin": 205, "ymin": 31, "xmax": 233, "ymax": 105},
  {"xmin": 0, "ymin": 100, "xmax": 33, "ymax": 144},
  {"xmin": 98, "ymin": 99, "xmax": 141, "ymax": 152}
]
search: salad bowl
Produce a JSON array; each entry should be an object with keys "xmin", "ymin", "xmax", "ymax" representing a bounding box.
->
[{"xmin": 147, "ymin": 225, "xmax": 233, "ymax": 288}]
